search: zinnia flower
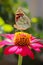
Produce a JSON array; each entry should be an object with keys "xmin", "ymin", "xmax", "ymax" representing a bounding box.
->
[{"xmin": 0, "ymin": 32, "xmax": 43, "ymax": 59}]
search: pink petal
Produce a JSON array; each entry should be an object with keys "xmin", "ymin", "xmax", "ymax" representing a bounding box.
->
[
  {"xmin": 0, "ymin": 41, "xmax": 5, "ymax": 47},
  {"xmin": 4, "ymin": 46, "xmax": 27, "ymax": 56},
  {"xmin": 4, "ymin": 46, "xmax": 18, "ymax": 55},
  {"xmin": 15, "ymin": 46, "xmax": 22, "ymax": 54},
  {"xmin": 4, "ymin": 45, "xmax": 34, "ymax": 59},
  {"xmin": 27, "ymin": 48, "xmax": 34, "ymax": 59},
  {"xmin": 31, "ymin": 39, "xmax": 40, "ymax": 43},
  {"xmin": 0, "ymin": 40, "xmax": 14, "ymax": 45},
  {"xmin": 30, "ymin": 36, "xmax": 40, "ymax": 43},
  {"xmin": 20, "ymin": 46, "xmax": 28, "ymax": 56},
  {"xmin": 30, "ymin": 36, "xmax": 36, "ymax": 40},
  {"xmin": 31, "ymin": 42, "xmax": 43, "ymax": 48},
  {"xmin": 0, "ymin": 44, "xmax": 5, "ymax": 48},
  {"xmin": 30, "ymin": 44, "xmax": 41, "ymax": 52},
  {"xmin": 33, "ymin": 48, "xmax": 41, "ymax": 52},
  {"xmin": 0, "ymin": 34, "xmax": 14, "ymax": 40}
]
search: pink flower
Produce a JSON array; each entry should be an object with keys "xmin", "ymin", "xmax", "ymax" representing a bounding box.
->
[{"xmin": 0, "ymin": 32, "xmax": 43, "ymax": 59}]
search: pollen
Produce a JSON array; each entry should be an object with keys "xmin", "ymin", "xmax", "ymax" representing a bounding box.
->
[{"xmin": 14, "ymin": 32, "xmax": 31, "ymax": 46}]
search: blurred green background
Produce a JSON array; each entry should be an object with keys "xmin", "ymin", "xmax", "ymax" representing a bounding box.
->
[
  {"xmin": 0, "ymin": 0, "xmax": 43, "ymax": 38},
  {"xmin": 0, "ymin": 0, "xmax": 43, "ymax": 65}
]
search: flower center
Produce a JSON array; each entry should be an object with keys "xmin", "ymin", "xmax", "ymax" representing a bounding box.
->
[{"xmin": 14, "ymin": 32, "xmax": 31, "ymax": 46}]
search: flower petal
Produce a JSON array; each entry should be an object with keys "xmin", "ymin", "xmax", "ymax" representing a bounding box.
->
[
  {"xmin": 0, "ymin": 40, "xmax": 14, "ymax": 45},
  {"xmin": 33, "ymin": 48, "xmax": 41, "ymax": 52},
  {"xmin": 0, "ymin": 44, "xmax": 5, "ymax": 48},
  {"xmin": 27, "ymin": 48, "xmax": 34, "ymax": 59},
  {"xmin": 30, "ymin": 36, "xmax": 40, "ymax": 43},
  {"xmin": 0, "ymin": 34, "xmax": 14, "ymax": 40},
  {"xmin": 30, "ymin": 36, "xmax": 36, "ymax": 40},
  {"xmin": 20, "ymin": 46, "xmax": 28, "ymax": 56},
  {"xmin": 4, "ymin": 46, "xmax": 18, "ymax": 55},
  {"xmin": 0, "ymin": 41, "xmax": 5, "ymax": 47},
  {"xmin": 31, "ymin": 42, "xmax": 43, "ymax": 48},
  {"xmin": 15, "ymin": 46, "xmax": 22, "ymax": 54}
]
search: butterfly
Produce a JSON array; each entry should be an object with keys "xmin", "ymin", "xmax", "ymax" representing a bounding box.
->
[{"xmin": 14, "ymin": 7, "xmax": 31, "ymax": 30}]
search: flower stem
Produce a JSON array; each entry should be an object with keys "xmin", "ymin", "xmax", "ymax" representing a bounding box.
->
[{"xmin": 18, "ymin": 55, "xmax": 23, "ymax": 65}]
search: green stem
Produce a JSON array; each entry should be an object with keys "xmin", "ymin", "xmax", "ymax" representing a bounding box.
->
[{"xmin": 18, "ymin": 55, "xmax": 23, "ymax": 65}]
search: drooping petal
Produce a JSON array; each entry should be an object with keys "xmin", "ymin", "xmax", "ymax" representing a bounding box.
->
[
  {"xmin": 27, "ymin": 48, "xmax": 34, "ymax": 59},
  {"xmin": 20, "ymin": 46, "xmax": 29, "ymax": 56},
  {"xmin": 0, "ymin": 34, "xmax": 14, "ymax": 40},
  {"xmin": 33, "ymin": 47, "xmax": 41, "ymax": 52},
  {"xmin": 4, "ymin": 46, "xmax": 18, "ymax": 55},
  {"xmin": 15, "ymin": 46, "xmax": 22, "ymax": 54}
]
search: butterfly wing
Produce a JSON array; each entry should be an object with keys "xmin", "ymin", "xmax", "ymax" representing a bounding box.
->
[{"xmin": 14, "ymin": 7, "xmax": 31, "ymax": 30}]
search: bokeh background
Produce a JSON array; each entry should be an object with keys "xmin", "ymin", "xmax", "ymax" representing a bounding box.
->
[{"xmin": 0, "ymin": 0, "xmax": 43, "ymax": 65}]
